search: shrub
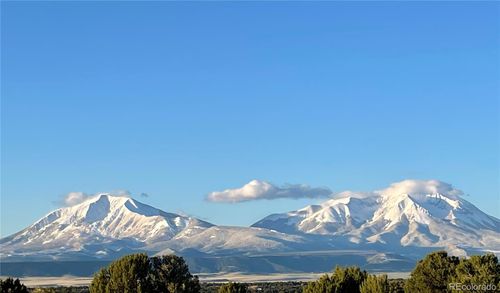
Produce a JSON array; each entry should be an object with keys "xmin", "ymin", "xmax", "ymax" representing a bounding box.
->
[
  {"xmin": 388, "ymin": 279, "xmax": 404, "ymax": 293},
  {"xmin": 218, "ymin": 282, "xmax": 249, "ymax": 293},
  {"xmin": 360, "ymin": 274, "xmax": 388, "ymax": 293},
  {"xmin": 303, "ymin": 266, "xmax": 367, "ymax": 293},
  {"xmin": 0, "ymin": 277, "xmax": 28, "ymax": 293},
  {"xmin": 32, "ymin": 289, "xmax": 56, "ymax": 293}
]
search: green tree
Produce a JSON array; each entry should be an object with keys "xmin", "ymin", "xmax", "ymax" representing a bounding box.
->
[
  {"xmin": 90, "ymin": 253, "xmax": 200, "ymax": 293},
  {"xmin": 388, "ymin": 279, "xmax": 405, "ymax": 293},
  {"xmin": 90, "ymin": 266, "xmax": 111, "ymax": 293},
  {"xmin": 31, "ymin": 289, "xmax": 56, "ymax": 293},
  {"xmin": 451, "ymin": 253, "xmax": 500, "ymax": 292},
  {"xmin": 303, "ymin": 266, "xmax": 367, "ymax": 293},
  {"xmin": 303, "ymin": 274, "xmax": 336, "ymax": 293},
  {"xmin": 405, "ymin": 251, "xmax": 459, "ymax": 293},
  {"xmin": 218, "ymin": 282, "xmax": 249, "ymax": 293},
  {"xmin": 149, "ymin": 255, "xmax": 200, "ymax": 293},
  {"xmin": 0, "ymin": 277, "xmax": 28, "ymax": 293},
  {"xmin": 360, "ymin": 274, "xmax": 389, "ymax": 293},
  {"xmin": 106, "ymin": 253, "xmax": 150, "ymax": 293}
]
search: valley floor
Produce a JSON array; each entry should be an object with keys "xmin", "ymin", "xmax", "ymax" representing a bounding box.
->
[{"xmin": 2, "ymin": 272, "xmax": 411, "ymax": 287}]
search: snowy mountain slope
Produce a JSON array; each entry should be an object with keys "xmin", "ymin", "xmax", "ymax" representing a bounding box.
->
[
  {"xmin": 252, "ymin": 180, "xmax": 500, "ymax": 254},
  {"xmin": 252, "ymin": 194, "xmax": 380, "ymax": 235},
  {"xmin": 152, "ymin": 226, "xmax": 313, "ymax": 256},
  {"xmin": 0, "ymin": 194, "xmax": 213, "ymax": 259},
  {"xmin": 2, "ymin": 180, "xmax": 499, "ymax": 274},
  {"xmin": 0, "ymin": 194, "xmax": 320, "ymax": 262}
]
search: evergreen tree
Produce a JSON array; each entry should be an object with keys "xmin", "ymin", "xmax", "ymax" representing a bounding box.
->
[
  {"xmin": 452, "ymin": 253, "xmax": 500, "ymax": 292},
  {"xmin": 106, "ymin": 253, "xmax": 151, "ymax": 293},
  {"xmin": 405, "ymin": 251, "xmax": 459, "ymax": 293},
  {"xmin": 90, "ymin": 267, "xmax": 111, "ymax": 293},
  {"xmin": 303, "ymin": 266, "xmax": 367, "ymax": 293},
  {"xmin": 360, "ymin": 274, "xmax": 389, "ymax": 293},
  {"xmin": 388, "ymin": 279, "xmax": 405, "ymax": 293},
  {"xmin": 218, "ymin": 282, "xmax": 249, "ymax": 293},
  {"xmin": 0, "ymin": 277, "xmax": 28, "ymax": 293},
  {"xmin": 149, "ymin": 255, "xmax": 200, "ymax": 292},
  {"xmin": 31, "ymin": 289, "xmax": 56, "ymax": 293},
  {"xmin": 90, "ymin": 253, "xmax": 200, "ymax": 293},
  {"xmin": 303, "ymin": 274, "xmax": 335, "ymax": 293}
]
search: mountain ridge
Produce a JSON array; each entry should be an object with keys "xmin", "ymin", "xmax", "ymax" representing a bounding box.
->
[
  {"xmin": 252, "ymin": 184, "xmax": 500, "ymax": 256},
  {"xmin": 0, "ymin": 194, "xmax": 213, "ymax": 260},
  {"xmin": 2, "ymin": 180, "xmax": 499, "ymax": 274}
]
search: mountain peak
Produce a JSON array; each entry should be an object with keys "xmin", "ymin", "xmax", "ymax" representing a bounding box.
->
[
  {"xmin": 1, "ymin": 195, "xmax": 214, "ymax": 259},
  {"xmin": 2, "ymin": 180, "xmax": 499, "ymax": 267},
  {"xmin": 80, "ymin": 192, "xmax": 131, "ymax": 206},
  {"xmin": 253, "ymin": 180, "xmax": 500, "ymax": 252}
]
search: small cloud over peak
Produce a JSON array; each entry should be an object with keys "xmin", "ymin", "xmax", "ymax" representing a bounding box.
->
[
  {"xmin": 111, "ymin": 190, "xmax": 132, "ymax": 197},
  {"xmin": 326, "ymin": 179, "xmax": 463, "ymax": 202},
  {"xmin": 207, "ymin": 180, "xmax": 333, "ymax": 203},
  {"xmin": 376, "ymin": 179, "xmax": 463, "ymax": 199},
  {"xmin": 334, "ymin": 190, "xmax": 378, "ymax": 199},
  {"xmin": 61, "ymin": 191, "xmax": 92, "ymax": 206},
  {"xmin": 56, "ymin": 190, "xmax": 145, "ymax": 207}
]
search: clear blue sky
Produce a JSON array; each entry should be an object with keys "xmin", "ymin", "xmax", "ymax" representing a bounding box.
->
[{"xmin": 1, "ymin": 2, "xmax": 499, "ymax": 237}]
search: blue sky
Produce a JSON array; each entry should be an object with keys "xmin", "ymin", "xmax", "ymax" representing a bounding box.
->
[{"xmin": 1, "ymin": 2, "xmax": 499, "ymax": 237}]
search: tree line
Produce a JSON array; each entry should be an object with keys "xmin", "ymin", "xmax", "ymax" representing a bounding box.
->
[
  {"xmin": 1, "ymin": 251, "xmax": 499, "ymax": 293},
  {"xmin": 304, "ymin": 251, "xmax": 499, "ymax": 293}
]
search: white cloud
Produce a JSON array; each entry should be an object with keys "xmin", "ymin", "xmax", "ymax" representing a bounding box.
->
[
  {"xmin": 57, "ymin": 190, "xmax": 134, "ymax": 207},
  {"xmin": 111, "ymin": 189, "xmax": 132, "ymax": 197},
  {"xmin": 332, "ymin": 180, "xmax": 464, "ymax": 200},
  {"xmin": 376, "ymin": 179, "xmax": 463, "ymax": 198},
  {"xmin": 207, "ymin": 180, "xmax": 333, "ymax": 203},
  {"xmin": 61, "ymin": 192, "xmax": 92, "ymax": 206},
  {"xmin": 335, "ymin": 190, "xmax": 378, "ymax": 199}
]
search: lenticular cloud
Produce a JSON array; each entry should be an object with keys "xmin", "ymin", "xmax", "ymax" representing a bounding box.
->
[
  {"xmin": 376, "ymin": 179, "xmax": 464, "ymax": 199},
  {"xmin": 59, "ymin": 190, "xmax": 133, "ymax": 207}
]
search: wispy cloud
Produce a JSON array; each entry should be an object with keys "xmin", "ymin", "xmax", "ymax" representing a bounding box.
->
[
  {"xmin": 112, "ymin": 190, "xmax": 132, "ymax": 197},
  {"xmin": 60, "ymin": 191, "xmax": 92, "ymax": 206},
  {"xmin": 207, "ymin": 180, "xmax": 333, "ymax": 203}
]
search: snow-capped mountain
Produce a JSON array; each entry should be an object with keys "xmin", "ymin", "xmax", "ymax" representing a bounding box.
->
[
  {"xmin": 0, "ymin": 194, "xmax": 213, "ymax": 260},
  {"xmin": 252, "ymin": 195, "xmax": 380, "ymax": 235},
  {"xmin": 252, "ymin": 180, "xmax": 500, "ymax": 255},
  {"xmin": 0, "ymin": 194, "xmax": 315, "ymax": 263},
  {"xmin": 1, "ymin": 180, "xmax": 499, "ymax": 275},
  {"xmin": 153, "ymin": 226, "xmax": 311, "ymax": 256}
]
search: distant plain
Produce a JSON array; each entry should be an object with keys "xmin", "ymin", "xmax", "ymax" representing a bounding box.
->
[{"xmin": 2, "ymin": 272, "xmax": 411, "ymax": 287}]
